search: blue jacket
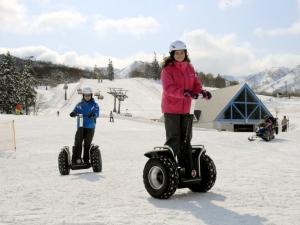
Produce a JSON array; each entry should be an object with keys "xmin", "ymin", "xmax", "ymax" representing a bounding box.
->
[{"xmin": 72, "ymin": 98, "xmax": 100, "ymax": 128}]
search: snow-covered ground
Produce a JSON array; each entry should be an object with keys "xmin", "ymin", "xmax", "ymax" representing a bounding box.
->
[{"xmin": 1, "ymin": 79, "xmax": 300, "ymax": 225}]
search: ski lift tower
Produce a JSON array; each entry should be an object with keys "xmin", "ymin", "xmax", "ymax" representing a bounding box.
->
[
  {"xmin": 116, "ymin": 89, "xmax": 128, "ymax": 114},
  {"xmin": 107, "ymin": 88, "xmax": 128, "ymax": 113}
]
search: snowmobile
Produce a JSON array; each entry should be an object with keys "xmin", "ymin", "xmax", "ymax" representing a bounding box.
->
[
  {"xmin": 248, "ymin": 116, "xmax": 278, "ymax": 142},
  {"xmin": 58, "ymin": 114, "xmax": 102, "ymax": 175},
  {"xmin": 143, "ymin": 99, "xmax": 217, "ymax": 199}
]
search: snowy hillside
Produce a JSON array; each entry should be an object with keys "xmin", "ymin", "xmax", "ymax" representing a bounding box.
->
[
  {"xmin": 245, "ymin": 65, "xmax": 300, "ymax": 94},
  {"xmin": 1, "ymin": 79, "xmax": 300, "ymax": 225},
  {"xmin": 35, "ymin": 78, "xmax": 162, "ymax": 119}
]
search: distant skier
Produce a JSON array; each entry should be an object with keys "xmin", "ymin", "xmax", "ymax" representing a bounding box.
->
[
  {"xmin": 281, "ymin": 115, "xmax": 289, "ymax": 132},
  {"xmin": 161, "ymin": 40, "xmax": 212, "ymax": 178},
  {"xmin": 57, "ymin": 110, "xmax": 60, "ymax": 117},
  {"xmin": 69, "ymin": 87, "xmax": 100, "ymax": 165},
  {"xmin": 109, "ymin": 111, "xmax": 114, "ymax": 122}
]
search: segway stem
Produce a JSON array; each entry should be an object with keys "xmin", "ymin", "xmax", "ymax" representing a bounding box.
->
[
  {"xmin": 183, "ymin": 99, "xmax": 197, "ymax": 174},
  {"xmin": 183, "ymin": 99, "xmax": 197, "ymax": 145},
  {"xmin": 77, "ymin": 114, "xmax": 84, "ymax": 163}
]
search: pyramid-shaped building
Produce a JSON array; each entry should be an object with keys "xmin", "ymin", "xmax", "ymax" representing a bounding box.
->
[{"xmin": 194, "ymin": 83, "xmax": 272, "ymax": 131}]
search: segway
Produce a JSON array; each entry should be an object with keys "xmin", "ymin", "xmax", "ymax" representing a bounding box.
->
[
  {"xmin": 143, "ymin": 99, "xmax": 217, "ymax": 199},
  {"xmin": 58, "ymin": 114, "xmax": 102, "ymax": 175}
]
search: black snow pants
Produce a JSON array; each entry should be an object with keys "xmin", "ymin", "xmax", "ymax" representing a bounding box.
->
[
  {"xmin": 164, "ymin": 113, "xmax": 194, "ymax": 173},
  {"xmin": 72, "ymin": 128, "xmax": 95, "ymax": 164}
]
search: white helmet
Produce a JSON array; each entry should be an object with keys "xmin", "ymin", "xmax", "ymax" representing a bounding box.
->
[
  {"xmin": 169, "ymin": 40, "xmax": 187, "ymax": 52},
  {"xmin": 82, "ymin": 87, "xmax": 93, "ymax": 95}
]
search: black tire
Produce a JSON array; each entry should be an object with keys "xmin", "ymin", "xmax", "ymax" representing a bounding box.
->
[
  {"xmin": 188, "ymin": 154, "xmax": 216, "ymax": 192},
  {"xmin": 90, "ymin": 146, "xmax": 102, "ymax": 172},
  {"xmin": 58, "ymin": 150, "xmax": 70, "ymax": 175},
  {"xmin": 143, "ymin": 156, "xmax": 179, "ymax": 199}
]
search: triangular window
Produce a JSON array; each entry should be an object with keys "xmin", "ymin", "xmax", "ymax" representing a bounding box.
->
[
  {"xmin": 235, "ymin": 89, "xmax": 245, "ymax": 102},
  {"xmin": 246, "ymin": 89, "xmax": 256, "ymax": 102},
  {"xmin": 249, "ymin": 106, "xmax": 260, "ymax": 119},
  {"xmin": 261, "ymin": 108, "xmax": 269, "ymax": 119},
  {"xmin": 235, "ymin": 103, "xmax": 245, "ymax": 117},
  {"xmin": 223, "ymin": 106, "xmax": 231, "ymax": 119},
  {"xmin": 232, "ymin": 106, "xmax": 243, "ymax": 119},
  {"xmin": 247, "ymin": 104, "xmax": 258, "ymax": 118}
]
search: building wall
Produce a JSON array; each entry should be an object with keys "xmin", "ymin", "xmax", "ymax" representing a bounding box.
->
[
  {"xmin": 196, "ymin": 120, "xmax": 261, "ymax": 131},
  {"xmin": 214, "ymin": 120, "xmax": 261, "ymax": 132},
  {"xmin": 213, "ymin": 121, "xmax": 234, "ymax": 131},
  {"xmin": 194, "ymin": 121, "xmax": 214, "ymax": 129}
]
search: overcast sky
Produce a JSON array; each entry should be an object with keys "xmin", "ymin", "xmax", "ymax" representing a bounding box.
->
[{"xmin": 1, "ymin": 0, "xmax": 300, "ymax": 77}]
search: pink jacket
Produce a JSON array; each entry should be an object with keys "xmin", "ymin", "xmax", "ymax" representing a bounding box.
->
[{"xmin": 161, "ymin": 61, "xmax": 202, "ymax": 114}]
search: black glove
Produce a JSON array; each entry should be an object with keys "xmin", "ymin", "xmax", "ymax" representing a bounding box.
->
[
  {"xmin": 200, "ymin": 90, "xmax": 212, "ymax": 100},
  {"xmin": 183, "ymin": 90, "xmax": 192, "ymax": 98},
  {"xmin": 69, "ymin": 112, "xmax": 77, "ymax": 117},
  {"xmin": 88, "ymin": 112, "xmax": 95, "ymax": 118}
]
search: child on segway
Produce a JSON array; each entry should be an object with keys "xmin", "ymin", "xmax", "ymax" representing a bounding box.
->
[
  {"xmin": 161, "ymin": 40, "xmax": 212, "ymax": 178},
  {"xmin": 69, "ymin": 87, "xmax": 100, "ymax": 165}
]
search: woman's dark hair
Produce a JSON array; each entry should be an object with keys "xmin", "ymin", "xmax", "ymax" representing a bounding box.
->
[{"xmin": 162, "ymin": 50, "xmax": 190, "ymax": 68}]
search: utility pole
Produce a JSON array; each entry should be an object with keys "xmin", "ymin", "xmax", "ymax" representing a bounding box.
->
[{"xmin": 63, "ymin": 83, "xmax": 68, "ymax": 100}]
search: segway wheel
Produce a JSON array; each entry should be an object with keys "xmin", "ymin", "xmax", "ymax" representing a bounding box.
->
[
  {"xmin": 143, "ymin": 156, "xmax": 179, "ymax": 199},
  {"xmin": 58, "ymin": 149, "xmax": 70, "ymax": 175},
  {"xmin": 90, "ymin": 146, "xmax": 102, "ymax": 172},
  {"xmin": 188, "ymin": 154, "xmax": 216, "ymax": 192}
]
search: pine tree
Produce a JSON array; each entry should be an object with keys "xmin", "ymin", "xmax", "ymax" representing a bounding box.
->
[
  {"xmin": 215, "ymin": 74, "xmax": 226, "ymax": 88},
  {"xmin": 19, "ymin": 60, "xmax": 37, "ymax": 114},
  {"xmin": 107, "ymin": 59, "xmax": 114, "ymax": 81},
  {"xmin": 151, "ymin": 53, "xmax": 161, "ymax": 80},
  {"xmin": 0, "ymin": 52, "xmax": 22, "ymax": 113}
]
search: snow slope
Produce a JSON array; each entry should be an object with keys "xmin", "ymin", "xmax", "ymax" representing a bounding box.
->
[
  {"xmin": 1, "ymin": 79, "xmax": 300, "ymax": 225},
  {"xmin": 35, "ymin": 78, "xmax": 163, "ymax": 120}
]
